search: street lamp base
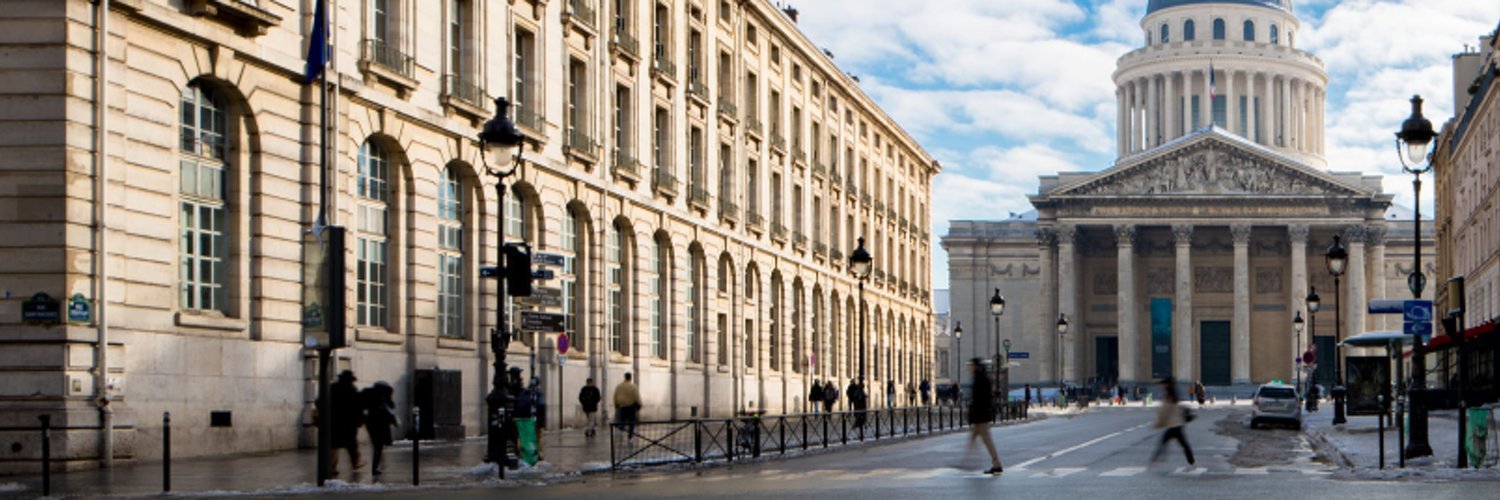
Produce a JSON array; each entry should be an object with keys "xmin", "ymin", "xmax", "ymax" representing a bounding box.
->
[
  {"xmin": 1332, "ymin": 390, "xmax": 1347, "ymax": 425},
  {"xmin": 1406, "ymin": 404, "xmax": 1434, "ymax": 458}
]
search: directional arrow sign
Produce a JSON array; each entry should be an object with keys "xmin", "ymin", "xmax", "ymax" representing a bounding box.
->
[
  {"xmin": 520, "ymin": 311, "xmax": 565, "ymax": 332},
  {"xmin": 1403, "ymin": 300, "xmax": 1433, "ymax": 323},
  {"xmin": 1009, "ymin": 352, "xmax": 1030, "ymax": 359},
  {"xmin": 534, "ymin": 252, "xmax": 566, "ymax": 267}
]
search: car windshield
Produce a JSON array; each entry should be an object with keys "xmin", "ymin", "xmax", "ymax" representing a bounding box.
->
[{"xmin": 1260, "ymin": 387, "xmax": 1296, "ymax": 399}]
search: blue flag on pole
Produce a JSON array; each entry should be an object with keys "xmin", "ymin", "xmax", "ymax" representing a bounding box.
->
[{"xmin": 303, "ymin": 0, "xmax": 328, "ymax": 84}]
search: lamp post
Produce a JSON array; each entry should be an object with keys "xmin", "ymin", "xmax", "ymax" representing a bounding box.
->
[
  {"xmin": 1326, "ymin": 235, "xmax": 1349, "ymax": 425},
  {"xmin": 479, "ymin": 97, "xmax": 525, "ymax": 478},
  {"xmin": 849, "ymin": 237, "xmax": 872, "ymax": 382},
  {"xmin": 1293, "ymin": 310, "xmax": 1305, "ymax": 397},
  {"xmin": 989, "ymin": 288, "xmax": 1005, "ymax": 375},
  {"xmin": 953, "ymin": 322, "xmax": 963, "ymax": 391},
  {"xmin": 1056, "ymin": 314, "xmax": 1069, "ymax": 389},
  {"xmin": 1395, "ymin": 94, "xmax": 1437, "ymax": 458},
  {"xmin": 1306, "ymin": 287, "xmax": 1320, "ymax": 399}
]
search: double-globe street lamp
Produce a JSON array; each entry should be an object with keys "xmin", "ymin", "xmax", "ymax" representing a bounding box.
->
[
  {"xmin": 1394, "ymin": 95, "xmax": 1438, "ymax": 459},
  {"xmin": 1293, "ymin": 310, "xmax": 1305, "ymax": 397},
  {"xmin": 850, "ymin": 237, "xmax": 873, "ymax": 383},
  {"xmin": 990, "ymin": 288, "xmax": 1006, "ymax": 377},
  {"xmin": 478, "ymin": 97, "xmax": 526, "ymax": 478},
  {"xmin": 1327, "ymin": 235, "xmax": 1349, "ymax": 425},
  {"xmin": 1055, "ymin": 313, "xmax": 1069, "ymax": 391},
  {"xmin": 1306, "ymin": 287, "xmax": 1321, "ymax": 401},
  {"xmin": 953, "ymin": 322, "xmax": 963, "ymax": 397}
]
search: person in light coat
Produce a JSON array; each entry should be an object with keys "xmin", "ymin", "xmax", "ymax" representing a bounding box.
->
[
  {"xmin": 614, "ymin": 372, "xmax": 641, "ymax": 437},
  {"xmin": 1151, "ymin": 377, "xmax": 1195, "ymax": 466}
]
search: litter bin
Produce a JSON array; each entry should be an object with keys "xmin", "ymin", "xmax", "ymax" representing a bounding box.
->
[
  {"xmin": 516, "ymin": 417, "xmax": 539, "ymax": 466},
  {"xmin": 1467, "ymin": 407, "xmax": 1492, "ymax": 468}
]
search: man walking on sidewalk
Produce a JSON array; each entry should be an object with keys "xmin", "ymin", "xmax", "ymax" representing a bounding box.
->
[
  {"xmin": 328, "ymin": 370, "xmax": 365, "ymax": 476},
  {"xmin": 808, "ymin": 379, "xmax": 825, "ymax": 413},
  {"xmin": 579, "ymin": 378, "xmax": 602, "ymax": 437},
  {"xmin": 967, "ymin": 359, "xmax": 1003, "ymax": 475},
  {"xmin": 1151, "ymin": 377, "xmax": 1196, "ymax": 467},
  {"xmin": 823, "ymin": 381, "xmax": 839, "ymax": 413},
  {"xmin": 614, "ymin": 373, "xmax": 641, "ymax": 438}
]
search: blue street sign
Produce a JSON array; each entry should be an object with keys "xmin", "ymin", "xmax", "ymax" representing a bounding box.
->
[
  {"xmin": 1404, "ymin": 320, "xmax": 1432, "ymax": 341},
  {"xmin": 1009, "ymin": 352, "xmax": 1030, "ymax": 359},
  {"xmin": 1368, "ymin": 299, "xmax": 1405, "ymax": 314},
  {"xmin": 1403, "ymin": 300, "xmax": 1433, "ymax": 323}
]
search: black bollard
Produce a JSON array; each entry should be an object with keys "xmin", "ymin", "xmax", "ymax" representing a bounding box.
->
[
  {"xmin": 411, "ymin": 407, "xmax": 421, "ymax": 486},
  {"xmin": 163, "ymin": 412, "xmax": 172, "ymax": 493},
  {"xmin": 39, "ymin": 414, "xmax": 50, "ymax": 497}
]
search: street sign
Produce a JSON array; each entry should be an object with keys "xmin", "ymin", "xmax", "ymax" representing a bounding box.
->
[
  {"xmin": 1404, "ymin": 320, "xmax": 1432, "ymax": 340},
  {"xmin": 1009, "ymin": 352, "xmax": 1030, "ymax": 359},
  {"xmin": 1403, "ymin": 300, "xmax": 1433, "ymax": 323},
  {"xmin": 1368, "ymin": 299, "xmax": 1405, "ymax": 314},
  {"xmin": 557, "ymin": 333, "xmax": 570, "ymax": 354},
  {"xmin": 1003, "ymin": 339, "xmax": 1011, "ymax": 353},
  {"xmin": 519, "ymin": 294, "xmax": 562, "ymax": 308},
  {"xmin": 532, "ymin": 269, "xmax": 556, "ymax": 281},
  {"xmin": 67, "ymin": 293, "xmax": 91, "ymax": 323},
  {"xmin": 534, "ymin": 252, "xmax": 565, "ymax": 267},
  {"xmin": 520, "ymin": 311, "xmax": 565, "ymax": 332},
  {"xmin": 22, "ymin": 292, "xmax": 60, "ymax": 325},
  {"xmin": 480, "ymin": 266, "xmax": 501, "ymax": 279}
]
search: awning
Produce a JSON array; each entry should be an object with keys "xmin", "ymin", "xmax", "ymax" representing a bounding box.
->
[
  {"xmin": 1424, "ymin": 320, "xmax": 1497, "ymax": 351},
  {"xmin": 1343, "ymin": 331, "xmax": 1412, "ymax": 349}
]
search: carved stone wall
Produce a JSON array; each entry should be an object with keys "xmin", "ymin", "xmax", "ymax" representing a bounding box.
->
[
  {"xmin": 1195, "ymin": 266, "xmax": 1233, "ymax": 293},
  {"xmin": 1070, "ymin": 144, "xmax": 1344, "ymax": 196},
  {"xmin": 1255, "ymin": 267, "xmax": 1284, "ymax": 294}
]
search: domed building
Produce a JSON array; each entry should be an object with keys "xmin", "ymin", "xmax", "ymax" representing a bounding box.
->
[{"xmin": 943, "ymin": 1, "xmax": 1435, "ymax": 391}]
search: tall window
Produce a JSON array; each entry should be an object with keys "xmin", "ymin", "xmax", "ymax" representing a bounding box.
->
[
  {"xmin": 653, "ymin": 3, "xmax": 671, "ymax": 60},
  {"xmin": 812, "ymin": 196, "xmax": 822, "ymax": 243},
  {"xmin": 179, "ymin": 83, "xmax": 229, "ymax": 313},
  {"xmin": 687, "ymin": 29, "xmax": 702, "ymax": 83},
  {"xmin": 812, "ymin": 292, "xmax": 822, "ymax": 375},
  {"xmin": 791, "ymin": 283, "xmax": 802, "ymax": 373},
  {"xmin": 1213, "ymin": 18, "xmax": 1225, "ymax": 40},
  {"xmin": 650, "ymin": 239, "xmax": 668, "ymax": 358},
  {"xmin": 746, "ymin": 159, "xmax": 759, "ymax": 216},
  {"xmin": 608, "ymin": 223, "xmax": 629, "ymax": 354},
  {"xmin": 687, "ymin": 250, "xmax": 702, "ymax": 363},
  {"xmin": 689, "ymin": 126, "xmax": 704, "ymax": 189},
  {"xmin": 771, "ymin": 172, "xmax": 783, "ymax": 226},
  {"xmin": 1184, "ymin": 19, "xmax": 1196, "ymax": 41},
  {"xmin": 745, "ymin": 268, "xmax": 757, "ymax": 368},
  {"xmin": 718, "ymin": 52, "xmax": 733, "ymax": 101},
  {"xmin": 745, "ymin": 72, "xmax": 759, "ymax": 123},
  {"xmin": 514, "ymin": 29, "xmax": 536, "ymax": 123},
  {"xmin": 770, "ymin": 90, "xmax": 782, "ymax": 139},
  {"xmin": 1161, "ymin": 23, "xmax": 1169, "ymax": 44},
  {"xmin": 792, "ymin": 107, "xmax": 803, "ymax": 153},
  {"xmin": 563, "ymin": 209, "xmax": 581, "ymax": 351},
  {"xmin": 447, "ymin": 0, "xmax": 472, "ymax": 81},
  {"xmin": 437, "ymin": 168, "xmax": 465, "ymax": 338},
  {"xmin": 653, "ymin": 106, "xmax": 671, "ymax": 174},
  {"xmin": 810, "ymin": 122, "xmax": 821, "ymax": 163},
  {"xmin": 830, "ymin": 205, "xmax": 840, "ymax": 252},
  {"xmin": 505, "ymin": 186, "xmax": 527, "ymax": 342},
  {"xmin": 769, "ymin": 276, "xmax": 780, "ymax": 370},
  {"xmin": 614, "ymin": 0, "xmax": 632, "ymax": 35},
  {"xmin": 719, "ymin": 144, "xmax": 733, "ymax": 204},
  {"xmin": 1270, "ymin": 24, "xmax": 1279, "ymax": 45},
  {"xmin": 614, "ymin": 85, "xmax": 632, "ymax": 162},
  {"xmin": 567, "ymin": 59, "xmax": 588, "ymax": 139},
  {"xmin": 372, "ymin": 0, "xmax": 392, "ymax": 43},
  {"xmin": 1243, "ymin": 20, "xmax": 1255, "ymax": 42},
  {"xmin": 793, "ymin": 184, "xmax": 803, "ymax": 234},
  {"xmin": 356, "ymin": 141, "xmax": 391, "ymax": 328}
]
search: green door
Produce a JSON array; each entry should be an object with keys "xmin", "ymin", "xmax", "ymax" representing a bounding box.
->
[
  {"xmin": 1151, "ymin": 299, "xmax": 1173, "ymax": 379},
  {"xmin": 1200, "ymin": 321, "xmax": 1231, "ymax": 386},
  {"xmin": 1095, "ymin": 336, "xmax": 1119, "ymax": 382}
]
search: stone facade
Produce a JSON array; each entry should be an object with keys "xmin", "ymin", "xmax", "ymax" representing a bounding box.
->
[
  {"xmin": 1436, "ymin": 31, "xmax": 1500, "ymax": 324},
  {"xmin": 0, "ymin": 0, "xmax": 934, "ymax": 470}
]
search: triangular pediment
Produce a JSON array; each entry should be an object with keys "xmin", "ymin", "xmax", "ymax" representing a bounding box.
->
[{"xmin": 1046, "ymin": 129, "xmax": 1372, "ymax": 198}]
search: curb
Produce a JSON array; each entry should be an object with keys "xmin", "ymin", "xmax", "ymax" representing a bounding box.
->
[{"xmin": 1301, "ymin": 426, "xmax": 1354, "ymax": 469}]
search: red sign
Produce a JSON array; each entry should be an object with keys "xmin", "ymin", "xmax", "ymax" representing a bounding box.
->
[
  {"xmin": 1302, "ymin": 351, "xmax": 1315, "ymax": 365},
  {"xmin": 557, "ymin": 333, "xmax": 570, "ymax": 354}
]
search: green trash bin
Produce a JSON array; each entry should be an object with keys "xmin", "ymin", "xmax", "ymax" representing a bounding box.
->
[
  {"xmin": 516, "ymin": 417, "xmax": 539, "ymax": 466},
  {"xmin": 1467, "ymin": 407, "xmax": 1491, "ymax": 468}
]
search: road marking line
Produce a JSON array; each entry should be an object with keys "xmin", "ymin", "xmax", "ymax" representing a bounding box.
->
[
  {"xmin": 1233, "ymin": 467, "xmax": 1270, "ymax": 475},
  {"xmin": 1171, "ymin": 466, "xmax": 1205, "ymax": 476},
  {"xmin": 1032, "ymin": 467, "xmax": 1086, "ymax": 478},
  {"xmin": 1100, "ymin": 466, "xmax": 1146, "ymax": 477},
  {"xmin": 1011, "ymin": 423, "xmax": 1148, "ymax": 471}
]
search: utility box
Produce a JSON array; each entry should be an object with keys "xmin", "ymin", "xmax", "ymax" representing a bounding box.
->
[{"xmin": 414, "ymin": 369, "xmax": 465, "ymax": 440}]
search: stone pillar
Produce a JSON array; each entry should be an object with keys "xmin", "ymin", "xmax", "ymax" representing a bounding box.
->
[
  {"xmin": 1058, "ymin": 224, "xmax": 1080, "ymax": 384},
  {"xmin": 1200, "ymin": 69, "xmax": 1212, "ymax": 130},
  {"xmin": 1116, "ymin": 224, "xmax": 1139, "ymax": 383},
  {"xmin": 1232, "ymin": 223, "xmax": 1252, "ymax": 384},
  {"xmin": 1148, "ymin": 76, "xmax": 1160, "ymax": 148},
  {"xmin": 1279, "ymin": 76, "xmax": 1291, "ymax": 148},
  {"xmin": 1165, "ymin": 72, "xmax": 1178, "ymax": 141},
  {"xmin": 1346, "ymin": 225, "xmax": 1368, "ymax": 339},
  {"xmin": 1173, "ymin": 224, "xmax": 1194, "ymax": 380},
  {"xmin": 1118, "ymin": 88, "xmax": 1128, "ymax": 157},
  {"xmin": 1182, "ymin": 72, "xmax": 1193, "ymax": 134},
  {"xmin": 1227, "ymin": 68, "xmax": 1239, "ymax": 136},
  {"xmin": 1248, "ymin": 72, "xmax": 1260, "ymax": 144},
  {"xmin": 1367, "ymin": 225, "xmax": 1387, "ymax": 331},
  {"xmin": 1037, "ymin": 228, "xmax": 1059, "ymax": 384},
  {"xmin": 1289, "ymin": 224, "xmax": 1309, "ymax": 377}
]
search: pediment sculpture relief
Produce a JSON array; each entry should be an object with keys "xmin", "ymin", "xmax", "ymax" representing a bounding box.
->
[{"xmin": 1068, "ymin": 146, "xmax": 1340, "ymax": 196}]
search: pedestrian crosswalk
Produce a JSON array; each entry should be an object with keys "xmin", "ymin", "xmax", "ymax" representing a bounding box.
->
[{"xmin": 741, "ymin": 462, "xmax": 1336, "ymax": 482}]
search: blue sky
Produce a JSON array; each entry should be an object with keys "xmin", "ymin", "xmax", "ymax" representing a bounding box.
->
[{"xmin": 793, "ymin": 0, "xmax": 1500, "ymax": 291}]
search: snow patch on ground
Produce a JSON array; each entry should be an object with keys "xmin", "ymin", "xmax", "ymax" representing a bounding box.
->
[{"xmin": 1307, "ymin": 409, "xmax": 1500, "ymax": 481}]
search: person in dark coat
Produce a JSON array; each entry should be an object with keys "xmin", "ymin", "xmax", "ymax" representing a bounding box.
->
[
  {"xmin": 808, "ymin": 379, "xmax": 825, "ymax": 413},
  {"xmin": 362, "ymin": 381, "xmax": 397, "ymax": 476},
  {"xmin": 886, "ymin": 380, "xmax": 897, "ymax": 408},
  {"xmin": 967, "ymin": 359, "xmax": 1002, "ymax": 474},
  {"xmin": 823, "ymin": 381, "xmax": 839, "ymax": 413},
  {"xmin": 920, "ymin": 379, "xmax": 932, "ymax": 406},
  {"xmin": 849, "ymin": 379, "xmax": 868, "ymax": 430},
  {"xmin": 329, "ymin": 370, "xmax": 365, "ymax": 474},
  {"xmin": 579, "ymin": 378, "xmax": 602, "ymax": 437}
]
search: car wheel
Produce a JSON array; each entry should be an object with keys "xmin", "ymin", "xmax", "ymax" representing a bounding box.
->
[{"xmin": 1249, "ymin": 418, "xmax": 1259, "ymax": 429}]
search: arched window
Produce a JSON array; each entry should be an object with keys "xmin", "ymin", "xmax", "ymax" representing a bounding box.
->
[
  {"xmin": 744, "ymin": 266, "xmax": 758, "ymax": 368},
  {"xmin": 792, "ymin": 280, "xmax": 803, "ymax": 373},
  {"xmin": 505, "ymin": 185, "xmax": 529, "ymax": 345},
  {"xmin": 1243, "ymin": 20, "xmax": 1255, "ymax": 41},
  {"xmin": 437, "ymin": 167, "xmax": 465, "ymax": 338},
  {"xmin": 563, "ymin": 207, "xmax": 589, "ymax": 352},
  {"xmin": 356, "ymin": 140, "xmax": 391, "ymax": 328},
  {"xmin": 1160, "ymin": 24, "xmax": 1169, "ymax": 44},
  {"xmin": 769, "ymin": 274, "xmax": 781, "ymax": 370},
  {"xmin": 179, "ymin": 82, "xmax": 229, "ymax": 313},
  {"xmin": 812, "ymin": 290, "xmax": 823, "ymax": 377},
  {"xmin": 1213, "ymin": 18, "xmax": 1226, "ymax": 40},
  {"xmin": 1184, "ymin": 19, "xmax": 1196, "ymax": 41},
  {"xmin": 1270, "ymin": 24, "xmax": 1279, "ymax": 45},
  {"xmin": 846, "ymin": 298, "xmax": 856, "ymax": 377},
  {"xmin": 608, "ymin": 221, "xmax": 631, "ymax": 354},
  {"xmin": 649, "ymin": 237, "xmax": 668, "ymax": 359},
  {"xmin": 687, "ymin": 248, "xmax": 702, "ymax": 363}
]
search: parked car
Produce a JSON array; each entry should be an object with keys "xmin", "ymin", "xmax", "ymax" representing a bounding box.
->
[{"xmin": 1251, "ymin": 383, "xmax": 1302, "ymax": 429}]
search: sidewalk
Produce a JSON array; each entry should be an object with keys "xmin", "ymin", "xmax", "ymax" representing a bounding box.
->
[
  {"xmin": 1305, "ymin": 408, "xmax": 1500, "ymax": 480},
  {"xmin": 0, "ymin": 427, "xmax": 613, "ymax": 499}
]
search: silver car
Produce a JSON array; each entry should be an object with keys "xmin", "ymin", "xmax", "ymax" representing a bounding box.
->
[{"xmin": 1250, "ymin": 384, "xmax": 1302, "ymax": 429}]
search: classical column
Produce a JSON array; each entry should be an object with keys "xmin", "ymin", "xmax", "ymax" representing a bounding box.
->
[
  {"xmin": 1227, "ymin": 68, "xmax": 1239, "ymax": 136},
  {"xmin": 1149, "ymin": 75, "xmax": 1160, "ymax": 148},
  {"xmin": 1037, "ymin": 228, "xmax": 1059, "ymax": 384},
  {"xmin": 1279, "ymin": 76, "xmax": 1291, "ymax": 148},
  {"xmin": 1248, "ymin": 72, "xmax": 1260, "ymax": 144},
  {"xmin": 1116, "ymin": 224, "xmax": 1139, "ymax": 383},
  {"xmin": 1181, "ymin": 71, "xmax": 1193, "ymax": 134},
  {"xmin": 1173, "ymin": 224, "xmax": 1194, "ymax": 380},
  {"xmin": 1058, "ymin": 224, "xmax": 1080, "ymax": 383},
  {"xmin": 1200, "ymin": 69, "xmax": 1212, "ymax": 130},
  {"xmin": 1232, "ymin": 223, "xmax": 1252, "ymax": 384},
  {"xmin": 1346, "ymin": 225, "xmax": 1368, "ymax": 338},
  {"xmin": 1117, "ymin": 88, "xmax": 1128, "ymax": 157},
  {"xmin": 1165, "ymin": 71, "xmax": 1178, "ymax": 141},
  {"xmin": 1289, "ymin": 224, "xmax": 1310, "ymax": 378},
  {"xmin": 1366, "ymin": 225, "xmax": 1388, "ymax": 331}
]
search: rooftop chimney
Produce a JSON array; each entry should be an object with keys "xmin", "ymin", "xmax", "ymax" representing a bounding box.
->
[{"xmin": 783, "ymin": 6, "xmax": 799, "ymax": 23}]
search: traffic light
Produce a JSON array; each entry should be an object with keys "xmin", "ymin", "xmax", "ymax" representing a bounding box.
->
[{"xmin": 504, "ymin": 242, "xmax": 533, "ymax": 297}]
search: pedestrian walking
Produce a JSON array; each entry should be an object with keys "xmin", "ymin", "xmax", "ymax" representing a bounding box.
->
[
  {"xmin": 1305, "ymin": 383, "xmax": 1320, "ymax": 412},
  {"xmin": 920, "ymin": 379, "xmax": 932, "ymax": 406},
  {"xmin": 907, "ymin": 382, "xmax": 918, "ymax": 407},
  {"xmin": 823, "ymin": 381, "xmax": 839, "ymax": 413},
  {"xmin": 614, "ymin": 372, "xmax": 641, "ymax": 438},
  {"xmin": 1150, "ymin": 377, "xmax": 1196, "ymax": 467},
  {"xmin": 966, "ymin": 359, "xmax": 1003, "ymax": 475},
  {"xmin": 362, "ymin": 381, "xmax": 397, "ymax": 476},
  {"xmin": 849, "ymin": 379, "xmax": 867, "ymax": 430},
  {"xmin": 579, "ymin": 378, "xmax": 602, "ymax": 438},
  {"xmin": 512, "ymin": 372, "xmax": 539, "ymax": 463},
  {"xmin": 808, "ymin": 379, "xmax": 825, "ymax": 413},
  {"xmin": 886, "ymin": 380, "xmax": 896, "ymax": 409},
  {"xmin": 1024, "ymin": 384, "xmax": 1033, "ymax": 408},
  {"xmin": 328, "ymin": 370, "xmax": 365, "ymax": 475},
  {"xmin": 1193, "ymin": 380, "xmax": 1206, "ymax": 405}
]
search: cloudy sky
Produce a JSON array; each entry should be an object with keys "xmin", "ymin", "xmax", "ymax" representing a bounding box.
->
[{"xmin": 792, "ymin": 0, "xmax": 1500, "ymax": 291}]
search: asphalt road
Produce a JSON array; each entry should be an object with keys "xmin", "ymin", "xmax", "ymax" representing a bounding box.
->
[{"xmin": 279, "ymin": 407, "xmax": 1499, "ymax": 499}]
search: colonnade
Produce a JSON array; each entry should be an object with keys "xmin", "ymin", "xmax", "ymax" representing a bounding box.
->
[{"xmin": 1117, "ymin": 68, "xmax": 1324, "ymax": 158}]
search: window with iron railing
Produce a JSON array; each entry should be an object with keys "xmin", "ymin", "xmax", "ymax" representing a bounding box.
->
[
  {"xmin": 568, "ymin": 0, "xmax": 597, "ymax": 28},
  {"xmin": 362, "ymin": 39, "xmax": 414, "ymax": 79}
]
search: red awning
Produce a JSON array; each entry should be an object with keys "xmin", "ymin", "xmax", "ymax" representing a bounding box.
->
[{"xmin": 1422, "ymin": 320, "xmax": 1497, "ymax": 351}]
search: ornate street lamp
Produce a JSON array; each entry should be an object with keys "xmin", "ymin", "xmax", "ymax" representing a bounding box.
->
[
  {"xmin": 479, "ymin": 97, "xmax": 525, "ymax": 478},
  {"xmin": 1293, "ymin": 310, "xmax": 1305, "ymax": 398},
  {"xmin": 1395, "ymin": 95, "xmax": 1437, "ymax": 459},
  {"xmin": 989, "ymin": 288, "xmax": 1005, "ymax": 375},
  {"xmin": 1326, "ymin": 234, "xmax": 1348, "ymax": 425},
  {"xmin": 1306, "ymin": 287, "xmax": 1320, "ymax": 399},
  {"xmin": 1055, "ymin": 313, "xmax": 1069, "ymax": 386},
  {"xmin": 849, "ymin": 237, "xmax": 873, "ymax": 381},
  {"xmin": 953, "ymin": 322, "xmax": 963, "ymax": 392}
]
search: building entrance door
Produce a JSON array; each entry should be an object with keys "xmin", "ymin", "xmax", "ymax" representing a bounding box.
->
[
  {"xmin": 1151, "ymin": 298, "xmax": 1173, "ymax": 379},
  {"xmin": 1313, "ymin": 335, "xmax": 1337, "ymax": 388},
  {"xmin": 1095, "ymin": 336, "xmax": 1118, "ymax": 383},
  {"xmin": 1200, "ymin": 321, "xmax": 1231, "ymax": 386}
]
